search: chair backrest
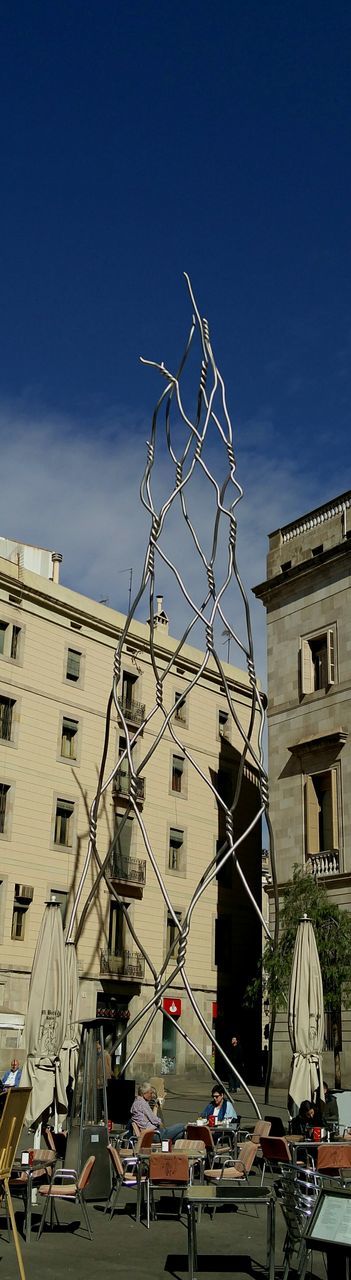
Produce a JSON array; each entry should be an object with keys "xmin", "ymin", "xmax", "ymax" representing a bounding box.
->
[
  {"xmin": 235, "ymin": 1141, "xmax": 258, "ymax": 1175},
  {"xmin": 108, "ymin": 1144, "xmax": 124, "ymax": 1178},
  {"xmin": 252, "ymin": 1120, "xmax": 271, "ymax": 1143},
  {"xmin": 264, "ymin": 1114, "xmax": 286, "ymax": 1137},
  {"xmin": 132, "ymin": 1120, "xmax": 141, "ymax": 1138},
  {"xmin": 316, "ymin": 1143, "xmax": 351, "ymax": 1171},
  {"xmin": 260, "ymin": 1135, "xmax": 291, "ymax": 1164},
  {"xmin": 149, "ymin": 1153, "xmax": 189, "ymax": 1183},
  {"xmin": 186, "ymin": 1123, "xmax": 214, "ymax": 1151},
  {"xmin": 77, "ymin": 1155, "xmax": 96, "ymax": 1191},
  {"xmin": 174, "ymin": 1139, "xmax": 206, "ymax": 1157},
  {"xmin": 136, "ymin": 1127, "xmax": 158, "ymax": 1152},
  {"xmin": 278, "ymin": 1165, "xmax": 320, "ymax": 1246}
]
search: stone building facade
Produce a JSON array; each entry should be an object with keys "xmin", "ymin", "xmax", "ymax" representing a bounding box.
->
[
  {"xmin": 0, "ymin": 538, "xmax": 263, "ymax": 1080},
  {"xmin": 254, "ymin": 490, "xmax": 351, "ymax": 1085}
]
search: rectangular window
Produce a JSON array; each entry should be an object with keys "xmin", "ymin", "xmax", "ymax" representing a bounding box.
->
[
  {"xmin": 122, "ymin": 670, "xmax": 137, "ymax": 712},
  {"xmin": 174, "ymin": 691, "xmax": 186, "ymax": 724},
  {"xmin": 108, "ymin": 901, "xmax": 124, "ymax": 956},
  {"xmin": 11, "ymin": 884, "xmax": 33, "ymax": 941},
  {"xmin": 115, "ymin": 812, "xmax": 133, "ymax": 861},
  {"xmin": 218, "ymin": 709, "xmax": 230, "ymax": 738},
  {"xmin": 301, "ymin": 629, "xmax": 335, "ymax": 694},
  {"xmin": 0, "ymin": 622, "xmax": 21, "ymax": 661},
  {"xmin": 66, "ymin": 649, "xmax": 81, "ymax": 682},
  {"xmin": 305, "ymin": 770, "xmax": 338, "ymax": 857},
  {"xmin": 171, "ymin": 754, "xmax": 184, "ymax": 793},
  {"xmin": 54, "ymin": 799, "xmax": 75, "ymax": 847},
  {"xmin": 11, "ymin": 627, "xmax": 21, "ymax": 659},
  {"xmin": 324, "ymin": 1007, "xmax": 342, "ymax": 1052},
  {"xmin": 0, "ymin": 696, "xmax": 15, "ymax": 742},
  {"xmin": 51, "ymin": 889, "xmax": 68, "ymax": 925},
  {"xmin": 61, "ymin": 717, "xmax": 79, "ymax": 759},
  {"xmin": 169, "ymin": 827, "xmax": 184, "ymax": 872},
  {"xmin": 166, "ymin": 910, "xmax": 182, "ymax": 958},
  {"xmin": 0, "ymin": 784, "xmax": 10, "ymax": 834}
]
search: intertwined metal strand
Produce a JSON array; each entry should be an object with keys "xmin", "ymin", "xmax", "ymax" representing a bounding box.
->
[{"xmin": 66, "ymin": 274, "xmax": 279, "ymax": 1116}]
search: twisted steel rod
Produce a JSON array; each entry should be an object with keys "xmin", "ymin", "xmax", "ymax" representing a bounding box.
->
[{"xmin": 66, "ymin": 274, "xmax": 278, "ymax": 1114}]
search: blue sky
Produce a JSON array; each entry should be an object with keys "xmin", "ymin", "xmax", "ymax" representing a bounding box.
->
[{"xmin": 1, "ymin": 1, "xmax": 350, "ymax": 680}]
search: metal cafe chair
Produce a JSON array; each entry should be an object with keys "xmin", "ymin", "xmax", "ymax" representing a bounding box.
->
[
  {"xmin": 37, "ymin": 1155, "xmax": 96, "ymax": 1240},
  {"xmin": 204, "ymin": 1140, "xmax": 258, "ymax": 1184},
  {"xmin": 148, "ymin": 1152, "xmax": 189, "ymax": 1224},
  {"xmin": 186, "ymin": 1123, "xmax": 232, "ymax": 1167},
  {"xmin": 259, "ymin": 1134, "xmax": 293, "ymax": 1185},
  {"xmin": 276, "ymin": 1163, "xmax": 321, "ymax": 1280},
  {"xmin": 105, "ymin": 1145, "xmax": 149, "ymax": 1225}
]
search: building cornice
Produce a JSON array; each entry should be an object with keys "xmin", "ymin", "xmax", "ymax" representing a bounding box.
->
[{"xmin": 253, "ymin": 537, "xmax": 351, "ymax": 604}]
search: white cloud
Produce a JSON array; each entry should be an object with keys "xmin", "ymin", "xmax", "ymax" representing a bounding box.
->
[{"xmin": 0, "ymin": 399, "xmax": 342, "ymax": 691}]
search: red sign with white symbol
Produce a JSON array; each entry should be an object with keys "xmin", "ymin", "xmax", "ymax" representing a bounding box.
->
[{"xmin": 163, "ymin": 998, "xmax": 182, "ymax": 1017}]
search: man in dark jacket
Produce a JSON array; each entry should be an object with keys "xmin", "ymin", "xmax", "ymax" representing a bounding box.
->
[{"xmin": 229, "ymin": 1034, "xmax": 243, "ymax": 1092}]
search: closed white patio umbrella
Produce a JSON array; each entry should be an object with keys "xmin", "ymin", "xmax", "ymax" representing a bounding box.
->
[
  {"xmin": 59, "ymin": 939, "xmax": 80, "ymax": 1104},
  {"xmin": 288, "ymin": 914, "xmax": 324, "ymax": 1110},
  {"xmin": 21, "ymin": 901, "xmax": 68, "ymax": 1128}
]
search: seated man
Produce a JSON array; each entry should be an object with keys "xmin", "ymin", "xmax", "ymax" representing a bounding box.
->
[
  {"xmin": 201, "ymin": 1085, "xmax": 237, "ymax": 1125},
  {"xmin": 320, "ymin": 1081, "xmax": 339, "ymax": 1131},
  {"xmin": 1, "ymin": 1057, "xmax": 22, "ymax": 1088},
  {"xmin": 130, "ymin": 1081, "xmax": 184, "ymax": 1142}
]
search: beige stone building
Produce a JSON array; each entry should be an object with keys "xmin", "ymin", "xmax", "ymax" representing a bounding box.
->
[
  {"xmin": 0, "ymin": 537, "xmax": 263, "ymax": 1081},
  {"xmin": 254, "ymin": 490, "xmax": 351, "ymax": 1085}
]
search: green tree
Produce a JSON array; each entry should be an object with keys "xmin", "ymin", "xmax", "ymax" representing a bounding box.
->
[{"xmin": 246, "ymin": 866, "xmax": 351, "ymax": 1088}]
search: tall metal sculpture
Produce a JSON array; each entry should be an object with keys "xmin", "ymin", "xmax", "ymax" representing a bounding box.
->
[{"xmin": 66, "ymin": 274, "xmax": 279, "ymax": 1117}]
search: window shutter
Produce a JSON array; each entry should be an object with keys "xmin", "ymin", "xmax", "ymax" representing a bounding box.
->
[
  {"xmin": 327, "ymin": 629, "xmax": 335, "ymax": 685},
  {"xmin": 170, "ymin": 828, "xmax": 183, "ymax": 847},
  {"xmin": 116, "ymin": 816, "xmax": 133, "ymax": 859},
  {"xmin": 330, "ymin": 770, "xmax": 338, "ymax": 849},
  {"xmin": 301, "ymin": 641, "xmax": 313, "ymax": 694},
  {"xmin": 67, "ymin": 650, "xmax": 80, "ymax": 678},
  {"xmin": 305, "ymin": 776, "xmax": 320, "ymax": 855}
]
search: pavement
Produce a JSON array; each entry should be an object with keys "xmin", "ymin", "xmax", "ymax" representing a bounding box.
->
[{"xmin": 0, "ymin": 1079, "xmax": 326, "ymax": 1280}]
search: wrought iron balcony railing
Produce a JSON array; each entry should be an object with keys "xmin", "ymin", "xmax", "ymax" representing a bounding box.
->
[
  {"xmin": 113, "ymin": 772, "xmax": 145, "ymax": 802},
  {"xmin": 100, "ymin": 949, "xmax": 145, "ymax": 979},
  {"xmin": 306, "ymin": 850, "xmax": 340, "ymax": 877},
  {"xmin": 120, "ymin": 698, "xmax": 145, "ymax": 725},
  {"xmin": 109, "ymin": 852, "xmax": 146, "ymax": 886}
]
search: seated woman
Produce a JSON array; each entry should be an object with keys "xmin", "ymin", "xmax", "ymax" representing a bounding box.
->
[
  {"xmin": 201, "ymin": 1085, "xmax": 237, "ymax": 1125},
  {"xmin": 294, "ymin": 1099, "xmax": 316, "ymax": 1137}
]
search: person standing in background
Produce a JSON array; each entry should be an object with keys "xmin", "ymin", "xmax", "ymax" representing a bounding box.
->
[{"xmin": 228, "ymin": 1034, "xmax": 243, "ymax": 1092}]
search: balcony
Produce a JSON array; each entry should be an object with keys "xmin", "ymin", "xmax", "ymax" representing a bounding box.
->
[
  {"xmin": 306, "ymin": 850, "xmax": 340, "ymax": 877},
  {"xmin": 100, "ymin": 949, "xmax": 145, "ymax": 980},
  {"xmin": 120, "ymin": 697, "xmax": 145, "ymax": 727},
  {"xmin": 109, "ymin": 852, "xmax": 146, "ymax": 899},
  {"xmin": 113, "ymin": 771, "xmax": 145, "ymax": 804}
]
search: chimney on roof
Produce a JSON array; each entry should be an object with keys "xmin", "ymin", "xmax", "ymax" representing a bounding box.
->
[
  {"xmin": 148, "ymin": 595, "xmax": 169, "ymax": 635},
  {"xmin": 51, "ymin": 552, "xmax": 63, "ymax": 584}
]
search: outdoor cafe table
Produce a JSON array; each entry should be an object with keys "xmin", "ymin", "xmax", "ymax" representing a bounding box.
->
[
  {"xmin": 289, "ymin": 1135, "xmax": 351, "ymax": 1167},
  {"xmin": 184, "ymin": 1183, "xmax": 275, "ymax": 1280},
  {"xmin": 137, "ymin": 1143, "xmax": 206, "ymax": 1183},
  {"xmin": 10, "ymin": 1150, "xmax": 57, "ymax": 1242}
]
